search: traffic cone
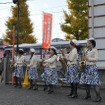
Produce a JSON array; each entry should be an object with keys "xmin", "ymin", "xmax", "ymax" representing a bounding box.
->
[{"xmin": 22, "ymin": 69, "xmax": 30, "ymax": 87}]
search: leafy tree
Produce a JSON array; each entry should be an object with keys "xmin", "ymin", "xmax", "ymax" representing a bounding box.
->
[
  {"xmin": 61, "ymin": 0, "xmax": 88, "ymax": 40},
  {"xmin": 65, "ymin": 34, "xmax": 76, "ymax": 41},
  {"xmin": 4, "ymin": 0, "xmax": 37, "ymax": 44}
]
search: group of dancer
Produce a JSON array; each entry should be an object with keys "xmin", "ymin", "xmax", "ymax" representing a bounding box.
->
[{"xmin": 13, "ymin": 38, "xmax": 102, "ymax": 102}]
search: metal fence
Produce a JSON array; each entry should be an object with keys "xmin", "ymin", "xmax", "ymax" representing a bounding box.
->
[{"xmin": 0, "ymin": 57, "xmax": 66, "ymax": 86}]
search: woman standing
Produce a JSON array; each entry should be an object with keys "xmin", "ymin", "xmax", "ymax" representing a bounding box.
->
[
  {"xmin": 80, "ymin": 38, "xmax": 102, "ymax": 102},
  {"xmin": 14, "ymin": 49, "xmax": 24, "ymax": 88},
  {"xmin": 28, "ymin": 48, "xmax": 38, "ymax": 90},
  {"xmin": 62, "ymin": 39, "xmax": 79, "ymax": 98},
  {"xmin": 41, "ymin": 46, "xmax": 58, "ymax": 94}
]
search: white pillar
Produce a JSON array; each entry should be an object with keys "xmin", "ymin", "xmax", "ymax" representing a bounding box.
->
[{"xmin": 91, "ymin": 0, "xmax": 94, "ymax": 37}]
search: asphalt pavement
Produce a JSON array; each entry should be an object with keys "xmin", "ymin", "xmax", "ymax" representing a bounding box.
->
[{"xmin": 0, "ymin": 84, "xmax": 104, "ymax": 105}]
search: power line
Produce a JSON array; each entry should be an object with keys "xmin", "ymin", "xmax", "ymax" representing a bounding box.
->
[
  {"xmin": 0, "ymin": 4, "xmax": 66, "ymax": 18},
  {"xmin": 27, "ymin": 0, "xmax": 37, "ymax": 1},
  {"xmin": 0, "ymin": 7, "xmax": 11, "ymax": 11},
  {"xmin": 0, "ymin": 9, "xmax": 64, "ymax": 17},
  {"xmin": 35, "ymin": 32, "xmax": 64, "ymax": 36},
  {"xmin": 52, "ymin": 32, "xmax": 64, "ymax": 34},
  {"xmin": 0, "ymin": 1, "xmax": 66, "ymax": 16},
  {"xmin": 0, "ymin": 11, "xmax": 63, "ymax": 19},
  {"xmin": 34, "ymin": 23, "xmax": 60, "ymax": 27},
  {"xmin": 30, "ymin": 11, "xmax": 63, "ymax": 16},
  {"xmin": 0, "ymin": 2, "xmax": 12, "ymax": 4},
  {"xmin": 0, "ymin": 16, "xmax": 8, "ymax": 19},
  {"xmin": 30, "ymin": 5, "xmax": 67, "ymax": 12},
  {"xmin": 0, "ymin": 0, "xmax": 37, "ymax": 4},
  {"xmin": 0, "ymin": 10, "xmax": 64, "ymax": 20},
  {"xmin": 0, "ymin": 4, "xmax": 66, "ymax": 12}
]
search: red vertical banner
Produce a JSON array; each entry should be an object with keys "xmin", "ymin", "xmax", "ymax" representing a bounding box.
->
[{"xmin": 42, "ymin": 12, "xmax": 52, "ymax": 49}]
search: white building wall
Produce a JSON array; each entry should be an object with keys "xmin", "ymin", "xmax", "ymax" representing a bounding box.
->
[{"xmin": 89, "ymin": 0, "xmax": 105, "ymax": 69}]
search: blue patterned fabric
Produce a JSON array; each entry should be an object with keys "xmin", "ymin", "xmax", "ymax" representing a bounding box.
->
[
  {"xmin": 66, "ymin": 64, "xmax": 79, "ymax": 83},
  {"xmin": 14, "ymin": 65, "xmax": 24, "ymax": 78},
  {"xmin": 41, "ymin": 67, "xmax": 58, "ymax": 85},
  {"xmin": 80, "ymin": 65, "xmax": 101, "ymax": 85},
  {"xmin": 28, "ymin": 67, "xmax": 38, "ymax": 80}
]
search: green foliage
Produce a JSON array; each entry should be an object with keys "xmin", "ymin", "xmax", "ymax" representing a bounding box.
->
[
  {"xmin": 4, "ymin": 0, "xmax": 37, "ymax": 44},
  {"xmin": 65, "ymin": 34, "xmax": 76, "ymax": 41},
  {"xmin": 61, "ymin": 0, "xmax": 88, "ymax": 40}
]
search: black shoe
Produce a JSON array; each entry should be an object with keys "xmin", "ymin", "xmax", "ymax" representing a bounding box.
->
[
  {"xmin": 33, "ymin": 86, "xmax": 38, "ymax": 91},
  {"xmin": 43, "ymin": 87, "xmax": 48, "ymax": 91},
  {"xmin": 71, "ymin": 94, "xmax": 78, "ymax": 98},
  {"xmin": 14, "ymin": 85, "xmax": 18, "ymax": 88},
  {"xmin": 67, "ymin": 93, "xmax": 73, "ymax": 96},
  {"xmin": 48, "ymin": 90, "xmax": 54, "ymax": 94},
  {"xmin": 18, "ymin": 85, "xmax": 22, "ymax": 88},
  {"xmin": 93, "ymin": 97, "xmax": 102, "ymax": 102},
  {"xmin": 83, "ymin": 95, "xmax": 91, "ymax": 100},
  {"xmin": 28, "ymin": 86, "xmax": 33, "ymax": 90}
]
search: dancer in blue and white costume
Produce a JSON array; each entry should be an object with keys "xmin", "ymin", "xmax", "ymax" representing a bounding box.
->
[
  {"xmin": 41, "ymin": 46, "xmax": 58, "ymax": 94},
  {"xmin": 62, "ymin": 39, "xmax": 79, "ymax": 98},
  {"xmin": 80, "ymin": 38, "xmax": 102, "ymax": 102},
  {"xmin": 28, "ymin": 48, "xmax": 38, "ymax": 90},
  {"xmin": 14, "ymin": 49, "xmax": 24, "ymax": 88}
]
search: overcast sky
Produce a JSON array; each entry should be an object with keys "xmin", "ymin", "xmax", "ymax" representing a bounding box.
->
[{"xmin": 0, "ymin": 0, "xmax": 68, "ymax": 43}]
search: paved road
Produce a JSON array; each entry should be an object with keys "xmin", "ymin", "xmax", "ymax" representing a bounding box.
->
[{"xmin": 0, "ymin": 84, "xmax": 104, "ymax": 105}]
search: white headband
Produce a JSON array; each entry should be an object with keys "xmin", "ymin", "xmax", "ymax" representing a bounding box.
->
[
  {"xmin": 88, "ymin": 37, "xmax": 95, "ymax": 41},
  {"xmin": 50, "ymin": 46, "xmax": 57, "ymax": 52},
  {"xmin": 71, "ymin": 39, "xmax": 79, "ymax": 46},
  {"xmin": 19, "ymin": 49, "xmax": 24, "ymax": 52},
  {"xmin": 30, "ymin": 48, "xmax": 35, "ymax": 53}
]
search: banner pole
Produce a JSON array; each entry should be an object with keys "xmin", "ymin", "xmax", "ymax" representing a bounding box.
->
[{"xmin": 11, "ymin": 25, "xmax": 16, "ymax": 86}]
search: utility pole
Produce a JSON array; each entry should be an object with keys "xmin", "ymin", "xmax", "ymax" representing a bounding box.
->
[{"xmin": 12, "ymin": 0, "xmax": 20, "ymax": 54}]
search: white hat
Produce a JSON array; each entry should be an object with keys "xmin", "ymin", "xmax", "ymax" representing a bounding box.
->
[
  {"xmin": 30, "ymin": 48, "xmax": 35, "ymax": 53},
  {"xmin": 50, "ymin": 46, "xmax": 57, "ymax": 52},
  {"xmin": 71, "ymin": 39, "xmax": 79, "ymax": 46},
  {"xmin": 19, "ymin": 49, "xmax": 24, "ymax": 52},
  {"xmin": 88, "ymin": 37, "xmax": 95, "ymax": 41}
]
